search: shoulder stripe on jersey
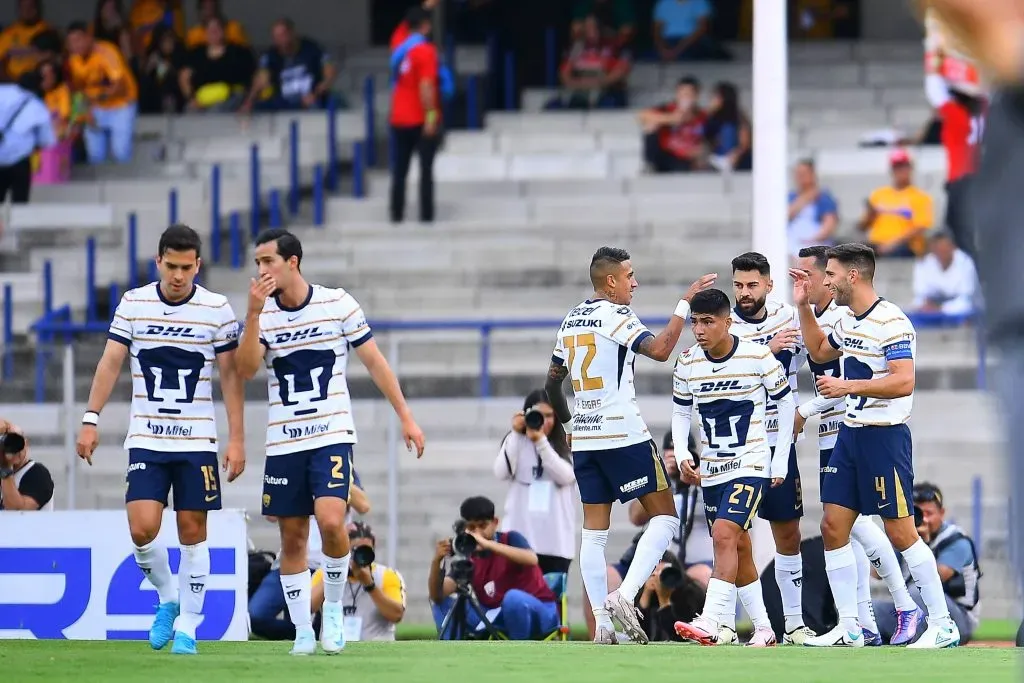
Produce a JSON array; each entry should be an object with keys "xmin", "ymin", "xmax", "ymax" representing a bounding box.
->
[
  {"xmin": 215, "ymin": 340, "xmax": 238, "ymax": 354},
  {"xmin": 673, "ymin": 396, "xmax": 692, "ymax": 406},
  {"xmin": 769, "ymin": 386, "xmax": 791, "ymax": 401},
  {"xmin": 350, "ymin": 331, "xmax": 373, "ymax": 348},
  {"xmin": 120, "ymin": 316, "xmax": 220, "ymax": 328},
  {"xmin": 630, "ymin": 330, "xmax": 653, "ymax": 353},
  {"xmin": 340, "ymin": 306, "xmax": 362, "ymax": 323},
  {"xmin": 108, "ymin": 332, "xmax": 130, "ymax": 346},
  {"xmin": 262, "ymin": 317, "xmax": 338, "ymax": 333},
  {"xmin": 551, "ymin": 354, "xmax": 564, "ymax": 366},
  {"xmin": 127, "ymin": 298, "xmax": 228, "ymax": 309},
  {"xmin": 344, "ymin": 324, "xmax": 369, "ymax": 338},
  {"xmin": 827, "ymin": 333, "xmax": 841, "ymax": 349}
]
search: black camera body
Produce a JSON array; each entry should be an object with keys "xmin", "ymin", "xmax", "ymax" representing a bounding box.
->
[
  {"xmin": 351, "ymin": 544, "xmax": 375, "ymax": 568},
  {"xmin": 524, "ymin": 406, "xmax": 545, "ymax": 431},
  {"xmin": 448, "ymin": 520, "xmax": 477, "ymax": 584},
  {"xmin": 0, "ymin": 432, "xmax": 25, "ymax": 456},
  {"xmin": 913, "ymin": 504, "xmax": 924, "ymax": 528}
]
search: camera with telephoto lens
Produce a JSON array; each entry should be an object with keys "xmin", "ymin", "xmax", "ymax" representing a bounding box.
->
[
  {"xmin": 658, "ymin": 565, "xmax": 683, "ymax": 591},
  {"xmin": 351, "ymin": 544, "xmax": 375, "ymax": 568},
  {"xmin": 0, "ymin": 432, "xmax": 25, "ymax": 456},
  {"xmin": 913, "ymin": 504, "xmax": 924, "ymax": 528},
  {"xmin": 523, "ymin": 405, "xmax": 545, "ymax": 431},
  {"xmin": 448, "ymin": 520, "xmax": 477, "ymax": 583}
]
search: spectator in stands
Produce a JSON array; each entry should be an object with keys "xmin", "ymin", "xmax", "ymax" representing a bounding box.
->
[
  {"xmin": 185, "ymin": 0, "xmax": 248, "ymax": 49},
  {"xmin": 638, "ymin": 76, "xmax": 706, "ymax": 173},
  {"xmin": 388, "ymin": 7, "xmax": 441, "ymax": 225},
  {"xmin": 179, "ymin": 15, "xmax": 254, "ymax": 113},
  {"xmin": 92, "ymin": 0, "xmax": 134, "ymax": 64},
  {"xmin": 857, "ymin": 148, "xmax": 933, "ymax": 258},
  {"xmin": 0, "ymin": 72, "xmax": 55, "ymax": 204},
  {"xmin": 787, "ymin": 159, "xmax": 839, "ymax": 258},
  {"xmin": 0, "ymin": 420, "xmax": 54, "ymax": 510},
  {"xmin": 703, "ymin": 81, "xmax": 751, "ymax": 172},
  {"xmin": 571, "ymin": 0, "xmax": 635, "ymax": 48},
  {"xmin": 874, "ymin": 482, "xmax": 980, "ymax": 645},
  {"xmin": 241, "ymin": 18, "xmax": 335, "ymax": 113},
  {"xmin": 390, "ymin": 0, "xmax": 438, "ymax": 50},
  {"xmin": 429, "ymin": 496, "xmax": 559, "ymax": 640},
  {"xmin": 137, "ymin": 24, "xmax": 184, "ymax": 113},
  {"xmin": 311, "ymin": 522, "xmax": 406, "ymax": 642},
  {"xmin": 129, "ymin": 0, "xmax": 184, "ymax": 53},
  {"xmin": 545, "ymin": 15, "xmax": 630, "ymax": 111},
  {"xmin": 37, "ymin": 58, "xmax": 77, "ymax": 139},
  {"xmin": 494, "ymin": 390, "xmax": 575, "ymax": 576},
  {"xmin": 912, "ymin": 231, "xmax": 978, "ymax": 317},
  {"xmin": 0, "ymin": 0, "xmax": 52, "ymax": 81},
  {"xmin": 652, "ymin": 0, "xmax": 730, "ymax": 62},
  {"xmin": 66, "ymin": 21, "xmax": 138, "ymax": 164}
]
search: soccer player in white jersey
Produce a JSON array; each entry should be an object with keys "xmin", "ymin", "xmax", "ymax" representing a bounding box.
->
[
  {"xmin": 75, "ymin": 225, "xmax": 246, "ymax": 656},
  {"xmin": 544, "ymin": 246, "xmax": 715, "ymax": 645},
  {"xmin": 794, "ymin": 246, "xmax": 925, "ymax": 646},
  {"xmin": 728, "ymin": 252, "xmax": 813, "ymax": 644},
  {"xmin": 234, "ymin": 229, "xmax": 426, "ymax": 656},
  {"xmin": 670, "ymin": 288, "xmax": 796, "ymax": 647},
  {"xmin": 791, "ymin": 243, "xmax": 960, "ymax": 649}
]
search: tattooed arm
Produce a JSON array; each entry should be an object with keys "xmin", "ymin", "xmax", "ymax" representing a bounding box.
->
[{"xmin": 545, "ymin": 361, "xmax": 572, "ymax": 425}]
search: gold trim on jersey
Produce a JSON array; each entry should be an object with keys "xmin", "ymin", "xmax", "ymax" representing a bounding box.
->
[
  {"xmin": 133, "ymin": 374, "xmax": 211, "ymax": 381},
  {"xmin": 845, "ymin": 416, "xmax": 910, "ymax": 427},
  {"xmin": 267, "ymin": 410, "xmax": 349, "ymax": 428},
  {"xmin": 651, "ymin": 441, "xmax": 669, "ymax": 493},
  {"xmin": 744, "ymin": 487, "xmax": 764, "ymax": 529},
  {"xmin": 271, "ymin": 335, "xmax": 344, "ymax": 352},
  {"xmin": 736, "ymin": 318, "xmax": 790, "ymax": 338},
  {"xmin": 270, "ymin": 390, "xmax": 348, "ymax": 408},
  {"xmin": 133, "ymin": 414, "xmax": 214, "ymax": 421},
  {"xmin": 121, "ymin": 316, "xmax": 221, "ymax": 328},
  {"xmin": 679, "ymin": 353, "xmax": 766, "ymax": 367},
  {"xmin": 839, "ymin": 347, "xmax": 884, "ymax": 359},
  {"xmin": 573, "ymin": 433, "xmax": 629, "ymax": 440},
  {"xmin": 126, "ymin": 433, "xmax": 216, "ymax": 440},
  {"xmin": 128, "ymin": 298, "xmax": 228, "ymax": 309},
  {"xmin": 132, "ymin": 336, "xmax": 214, "ymax": 347},
  {"xmin": 134, "ymin": 394, "xmax": 211, "ymax": 401},
  {"xmin": 610, "ymin": 318, "xmax": 630, "ymax": 336},
  {"xmin": 262, "ymin": 317, "xmax": 340, "ymax": 332},
  {"xmin": 894, "ymin": 468, "xmax": 910, "ymax": 518}
]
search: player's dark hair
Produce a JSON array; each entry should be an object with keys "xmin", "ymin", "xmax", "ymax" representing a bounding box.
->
[
  {"xmin": 677, "ymin": 76, "xmax": 700, "ymax": 90},
  {"xmin": 590, "ymin": 246, "xmax": 630, "ymax": 288},
  {"xmin": 158, "ymin": 224, "xmax": 202, "ymax": 258},
  {"xmin": 255, "ymin": 229, "xmax": 303, "ymax": 267},
  {"xmin": 521, "ymin": 389, "xmax": 570, "ymax": 460},
  {"xmin": 913, "ymin": 482, "xmax": 944, "ymax": 508},
  {"xmin": 66, "ymin": 20, "xmax": 89, "ymax": 35},
  {"xmin": 731, "ymin": 251, "xmax": 771, "ymax": 277},
  {"xmin": 460, "ymin": 496, "xmax": 496, "ymax": 522},
  {"xmin": 405, "ymin": 6, "xmax": 431, "ymax": 28},
  {"xmin": 689, "ymin": 288, "xmax": 731, "ymax": 317},
  {"xmin": 798, "ymin": 245, "xmax": 829, "ymax": 271},
  {"xmin": 826, "ymin": 243, "xmax": 875, "ymax": 281}
]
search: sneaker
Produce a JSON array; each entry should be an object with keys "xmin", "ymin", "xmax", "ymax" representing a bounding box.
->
[
  {"xmin": 604, "ymin": 590, "xmax": 648, "ymax": 645},
  {"xmin": 804, "ymin": 624, "xmax": 865, "ymax": 648},
  {"xmin": 890, "ymin": 606, "xmax": 925, "ymax": 646},
  {"xmin": 149, "ymin": 601, "xmax": 179, "ymax": 650},
  {"xmin": 783, "ymin": 625, "xmax": 817, "ymax": 645},
  {"xmin": 862, "ymin": 628, "xmax": 884, "ymax": 646},
  {"xmin": 320, "ymin": 603, "xmax": 345, "ymax": 654},
  {"xmin": 718, "ymin": 626, "xmax": 738, "ymax": 645},
  {"xmin": 593, "ymin": 626, "xmax": 618, "ymax": 645},
  {"xmin": 290, "ymin": 626, "xmax": 317, "ymax": 656},
  {"xmin": 907, "ymin": 619, "xmax": 960, "ymax": 649},
  {"xmin": 746, "ymin": 627, "xmax": 778, "ymax": 647},
  {"xmin": 170, "ymin": 632, "xmax": 197, "ymax": 655},
  {"xmin": 674, "ymin": 616, "xmax": 720, "ymax": 646}
]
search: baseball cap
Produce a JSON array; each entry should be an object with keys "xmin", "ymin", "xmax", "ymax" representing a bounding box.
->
[{"xmin": 889, "ymin": 148, "xmax": 912, "ymax": 166}]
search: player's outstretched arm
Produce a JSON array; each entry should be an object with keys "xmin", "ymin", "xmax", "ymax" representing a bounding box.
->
[
  {"xmin": 635, "ymin": 273, "xmax": 718, "ymax": 363},
  {"xmin": 76, "ymin": 340, "xmax": 129, "ymax": 465},
  {"xmin": 771, "ymin": 392, "xmax": 796, "ymax": 487},
  {"xmin": 355, "ymin": 339, "xmax": 425, "ymax": 458},
  {"xmin": 216, "ymin": 350, "xmax": 246, "ymax": 482},
  {"xmin": 789, "ymin": 268, "xmax": 841, "ymax": 363},
  {"xmin": 544, "ymin": 361, "xmax": 572, "ymax": 426}
]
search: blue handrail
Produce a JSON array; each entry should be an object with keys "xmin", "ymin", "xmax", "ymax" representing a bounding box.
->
[{"xmin": 288, "ymin": 120, "xmax": 300, "ymax": 216}]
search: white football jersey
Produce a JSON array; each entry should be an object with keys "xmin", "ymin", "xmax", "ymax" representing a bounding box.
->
[
  {"xmin": 827, "ymin": 298, "xmax": 916, "ymax": 427},
  {"xmin": 731, "ymin": 301, "xmax": 806, "ymax": 447},
  {"xmin": 108, "ymin": 283, "xmax": 239, "ymax": 453},
  {"xmin": 259, "ymin": 284, "xmax": 372, "ymax": 456},
  {"xmin": 552, "ymin": 299, "xmax": 653, "ymax": 451},
  {"xmin": 804, "ymin": 299, "xmax": 846, "ymax": 449},
  {"xmin": 672, "ymin": 337, "xmax": 791, "ymax": 488}
]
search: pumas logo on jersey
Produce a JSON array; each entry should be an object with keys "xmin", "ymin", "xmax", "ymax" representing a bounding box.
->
[
  {"xmin": 697, "ymin": 379, "xmax": 743, "ymax": 393},
  {"xmin": 282, "ymin": 422, "xmax": 330, "ymax": 440},
  {"xmin": 272, "ymin": 326, "xmax": 327, "ymax": 345},
  {"xmin": 562, "ymin": 318, "xmax": 602, "ymax": 330},
  {"xmin": 146, "ymin": 420, "xmax": 193, "ymax": 437},
  {"xmin": 142, "ymin": 324, "xmax": 201, "ymax": 338},
  {"xmin": 619, "ymin": 477, "xmax": 648, "ymax": 494}
]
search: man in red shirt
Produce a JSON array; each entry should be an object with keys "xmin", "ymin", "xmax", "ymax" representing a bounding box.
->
[
  {"xmin": 545, "ymin": 15, "xmax": 631, "ymax": 110},
  {"xmin": 389, "ymin": 7, "xmax": 441, "ymax": 224},
  {"xmin": 638, "ymin": 76, "xmax": 707, "ymax": 172}
]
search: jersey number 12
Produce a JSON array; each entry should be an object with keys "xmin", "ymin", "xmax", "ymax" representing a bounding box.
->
[{"xmin": 563, "ymin": 333, "xmax": 604, "ymax": 392}]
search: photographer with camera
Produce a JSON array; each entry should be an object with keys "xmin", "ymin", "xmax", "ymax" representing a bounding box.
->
[
  {"xmin": 637, "ymin": 551, "xmax": 706, "ymax": 642},
  {"xmin": 0, "ymin": 419, "xmax": 53, "ymax": 511},
  {"xmin": 873, "ymin": 482, "xmax": 981, "ymax": 645},
  {"xmin": 494, "ymin": 389, "xmax": 575, "ymax": 575},
  {"xmin": 310, "ymin": 521, "xmax": 406, "ymax": 641},
  {"xmin": 428, "ymin": 496, "xmax": 558, "ymax": 640}
]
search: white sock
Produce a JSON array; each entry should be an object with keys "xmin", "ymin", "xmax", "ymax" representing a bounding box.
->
[
  {"xmin": 322, "ymin": 553, "xmax": 350, "ymax": 605},
  {"xmin": 824, "ymin": 544, "xmax": 860, "ymax": 632},
  {"xmin": 851, "ymin": 539, "xmax": 878, "ymax": 633},
  {"xmin": 133, "ymin": 542, "xmax": 177, "ymax": 605},
  {"xmin": 737, "ymin": 580, "xmax": 772, "ymax": 630},
  {"xmin": 280, "ymin": 570, "xmax": 313, "ymax": 630},
  {"xmin": 702, "ymin": 578, "xmax": 736, "ymax": 629},
  {"xmin": 901, "ymin": 539, "xmax": 951, "ymax": 622},
  {"xmin": 580, "ymin": 528, "xmax": 613, "ymax": 630},
  {"xmin": 852, "ymin": 515, "xmax": 916, "ymax": 612},
  {"xmin": 177, "ymin": 542, "xmax": 210, "ymax": 639},
  {"xmin": 617, "ymin": 515, "xmax": 680, "ymax": 601},
  {"xmin": 774, "ymin": 553, "xmax": 805, "ymax": 631}
]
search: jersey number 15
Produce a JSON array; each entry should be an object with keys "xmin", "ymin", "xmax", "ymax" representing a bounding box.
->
[{"xmin": 563, "ymin": 333, "xmax": 604, "ymax": 392}]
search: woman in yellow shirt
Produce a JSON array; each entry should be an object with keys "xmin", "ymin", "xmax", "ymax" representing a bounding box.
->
[
  {"xmin": 185, "ymin": 0, "xmax": 248, "ymax": 49},
  {"xmin": 66, "ymin": 23, "xmax": 138, "ymax": 164},
  {"xmin": 0, "ymin": 0, "xmax": 52, "ymax": 80}
]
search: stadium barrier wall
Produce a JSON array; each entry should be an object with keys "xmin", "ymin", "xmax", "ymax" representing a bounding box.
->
[{"xmin": 0, "ymin": 509, "xmax": 249, "ymax": 641}]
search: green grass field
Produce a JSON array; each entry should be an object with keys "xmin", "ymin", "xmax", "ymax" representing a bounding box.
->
[{"xmin": 1, "ymin": 640, "xmax": 1017, "ymax": 683}]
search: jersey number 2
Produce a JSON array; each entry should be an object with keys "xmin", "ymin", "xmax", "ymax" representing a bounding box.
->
[{"xmin": 563, "ymin": 333, "xmax": 603, "ymax": 392}]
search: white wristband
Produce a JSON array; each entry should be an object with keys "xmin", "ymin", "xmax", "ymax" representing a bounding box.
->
[
  {"xmin": 674, "ymin": 299, "xmax": 690, "ymax": 320},
  {"xmin": 82, "ymin": 411, "xmax": 99, "ymax": 426},
  {"xmin": 562, "ymin": 420, "xmax": 572, "ymax": 435}
]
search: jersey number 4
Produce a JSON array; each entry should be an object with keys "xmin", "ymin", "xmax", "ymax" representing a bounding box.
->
[{"xmin": 563, "ymin": 333, "xmax": 604, "ymax": 392}]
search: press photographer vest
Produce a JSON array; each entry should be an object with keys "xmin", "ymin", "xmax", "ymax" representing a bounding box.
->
[
  {"xmin": 470, "ymin": 532, "xmax": 556, "ymax": 609},
  {"xmin": 930, "ymin": 524, "xmax": 981, "ymax": 611},
  {"xmin": 342, "ymin": 564, "xmax": 404, "ymax": 641}
]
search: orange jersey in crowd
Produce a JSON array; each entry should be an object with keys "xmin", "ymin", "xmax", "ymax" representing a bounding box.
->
[{"xmin": 67, "ymin": 40, "xmax": 139, "ymax": 108}]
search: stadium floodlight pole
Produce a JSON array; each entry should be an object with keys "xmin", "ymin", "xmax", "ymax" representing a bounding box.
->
[{"xmin": 752, "ymin": 0, "xmax": 790, "ymax": 304}]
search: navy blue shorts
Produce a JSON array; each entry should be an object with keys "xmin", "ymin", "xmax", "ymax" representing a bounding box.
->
[
  {"xmin": 819, "ymin": 447, "xmax": 834, "ymax": 489},
  {"xmin": 125, "ymin": 448, "xmax": 221, "ymax": 511},
  {"xmin": 821, "ymin": 424, "xmax": 914, "ymax": 519},
  {"xmin": 757, "ymin": 444, "xmax": 803, "ymax": 522},
  {"xmin": 261, "ymin": 443, "xmax": 354, "ymax": 517},
  {"xmin": 702, "ymin": 476, "xmax": 767, "ymax": 533},
  {"xmin": 573, "ymin": 439, "xmax": 669, "ymax": 504}
]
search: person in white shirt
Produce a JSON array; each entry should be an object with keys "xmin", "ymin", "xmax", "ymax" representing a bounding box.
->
[
  {"xmin": 912, "ymin": 231, "xmax": 978, "ymax": 317},
  {"xmin": 494, "ymin": 389, "xmax": 576, "ymax": 576}
]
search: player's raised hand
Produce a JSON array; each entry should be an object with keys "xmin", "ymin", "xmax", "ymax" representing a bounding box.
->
[
  {"xmin": 789, "ymin": 268, "xmax": 811, "ymax": 306},
  {"xmin": 223, "ymin": 439, "xmax": 246, "ymax": 483},
  {"xmin": 680, "ymin": 458, "xmax": 700, "ymax": 486},
  {"xmin": 768, "ymin": 327, "xmax": 800, "ymax": 354},
  {"xmin": 684, "ymin": 273, "xmax": 718, "ymax": 302},
  {"xmin": 248, "ymin": 274, "xmax": 276, "ymax": 315},
  {"xmin": 76, "ymin": 424, "xmax": 99, "ymax": 466},
  {"xmin": 402, "ymin": 417, "xmax": 426, "ymax": 458}
]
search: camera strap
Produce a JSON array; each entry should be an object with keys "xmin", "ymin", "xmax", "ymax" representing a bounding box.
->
[{"xmin": 677, "ymin": 487, "xmax": 699, "ymax": 566}]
